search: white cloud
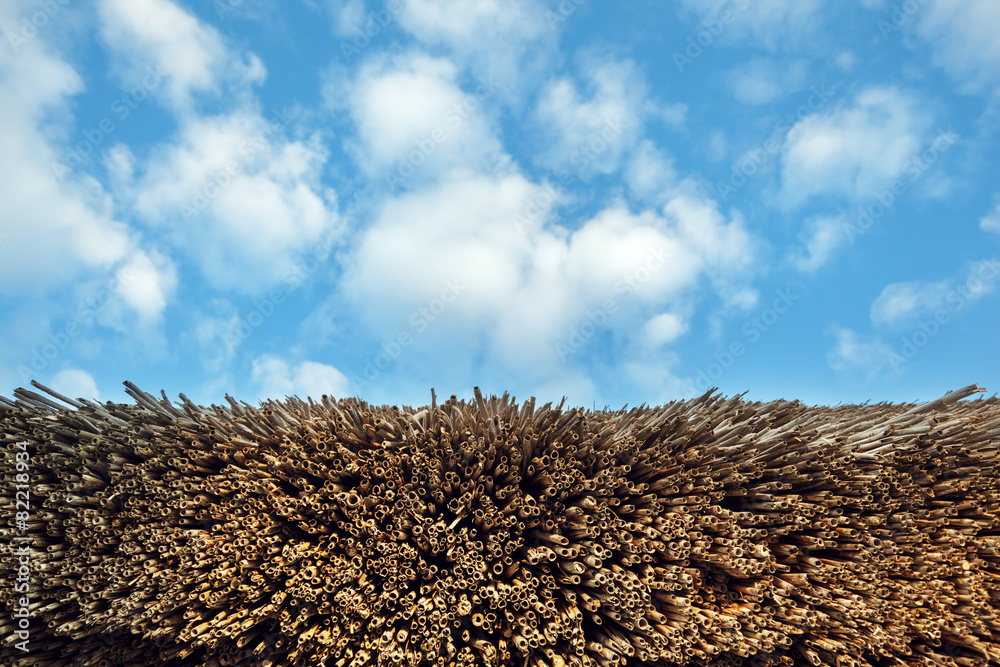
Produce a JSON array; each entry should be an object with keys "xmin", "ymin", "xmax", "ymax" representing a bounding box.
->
[
  {"xmin": 252, "ymin": 355, "xmax": 351, "ymax": 400},
  {"xmin": 677, "ymin": 0, "xmax": 827, "ymax": 50},
  {"xmin": 396, "ymin": 0, "xmax": 553, "ymax": 91},
  {"xmin": 0, "ymin": 0, "xmax": 175, "ymax": 324},
  {"xmin": 793, "ymin": 214, "xmax": 847, "ymax": 273},
  {"xmin": 115, "ymin": 250, "xmax": 177, "ymax": 324},
  {"xmin": 827, "ymin": 327, "xmax": 894, "ymax": 377},
  {"xmin": 914, "ymin": 0, "xmax": 1000, "ymax": 95},
  {"xmin": 532, "ymin": 59, "xmax": 651, "ymax": 177},
  {"xmin": 870, "ymin": 259, "xmax": 1000, "ymax": 328},
  {"xmin": 50, "ymin": 369, "xmax": 101, "ymax": 401},
  {"xmin": 96, "ymin": 0, "xmax": 265, "ymax": 111},
  {"xmin": 123, "ymin": 110, "xmax": 339, "ymax": 293},
  {"xmin": 779, "ymin": 86, "xmax": 932, "ymax": 208},
  {"xmin": 399, "ymin": 0, "xmax": 548, "ymax": 44},
  {"xmin": 625, "ymin": 140, "xmax": 677, "ymax": 203},
  {"xmin": 340, "ymin": 171, "xmax": 755, "ymax": 372},
  {"xmin": 644, "ymin": 312, "xmax": 688, "ymax": 346},
  {"xmin": 870, "ymin": 281, "xmax": 950, "ymax": 328},
  {"xmin": 328, "ymin": 53, "xmax": 504, "ymax": 182},
  {"xmin": 92, "ymin": 1, "xmax": 343, "ymax": 295},
  {"xmin": 728, "ymin": 58, "xmax": 809, "ymax": 105},
  {"xmin": 981, "ymin": 196, "xmax": 1000, "ymax": 233},
  {"xmin": 92, "ymin": 0, "xmax": 344, "ymax": 297}
]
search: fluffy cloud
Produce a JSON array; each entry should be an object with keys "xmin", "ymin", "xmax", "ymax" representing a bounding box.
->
[
  {"xmin": 676, "ymin": 0, "xmax": 827, "ymax": 50},
  {"xmin": 252, "ymin": 354, "xmax": 351, "ymax": 400},
  {"xmin": 644, "ymin": 312, "xmax": 688, "ymax": 347},
  {"xmin": 625, "ymin": 140, "xmax": 678, "ymax": 203},
  {"xmin": 50, "ymin": 368, "xmax": 101, "ymax": 401},
  {"xmin": 91, "ymin": 0, "xmax": 342, "ymax": 296},
  {"xmin": 340, "ymin": 171, "xmax": 755, "ymax": 373},
  {"xmin": 395, "ymin": 0, "xmax": 554, "ymax": 91},
  {"xmin": 328, "ymin": 53, "xmax": 504, "ymax": 183},
  {"xmin": 398, "ymin": 0, "xmax": 549, "ymax": 45},
  {"xmin": 779, "ymin": 86, "xmax": 932, "ymax": 208},
  {"xmin": 96, "ymin": 0, "xmax": 265, "ymax": 111},
  {"xmin": 0, "ymin": 0, "xmax": 175, "ymax": 321},
  {"xmin": 533, "ymin": 59, "xmax": 679, "ymax": 177},
  {"xmin": 870, "ymin": 259, "xmax": 1000, "ymax": 328},
  {"xmin": 122, "ymin": 110, "xmax": 339, "ymax": 292},
  {"xmin": 793, "ymin": 215, "xmax": 847, "ymax": 273},
  {"xmin": 115, "ymin": 250, "xmax": 178, "ymax": 324}
]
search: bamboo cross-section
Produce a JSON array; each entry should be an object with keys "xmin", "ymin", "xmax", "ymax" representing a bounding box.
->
[{"xmin": 1, "ymin": 381, "xmax": 999, "ymax": 666}]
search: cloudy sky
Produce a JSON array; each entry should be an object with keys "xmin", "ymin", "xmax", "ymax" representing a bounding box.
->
[{"xmin": 1, "ymin": 0, "xmax": 997, "ymax": 410}]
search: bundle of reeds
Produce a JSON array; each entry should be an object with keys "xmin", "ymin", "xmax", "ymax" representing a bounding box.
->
[{"xmin": 1, "ymin": 381, "xmax": 999, "ymax": 667}]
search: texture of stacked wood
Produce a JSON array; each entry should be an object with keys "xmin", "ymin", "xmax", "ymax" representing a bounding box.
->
[{"xmin": 1, "ymin": 381, "xmax": 999, "ymax": 666}]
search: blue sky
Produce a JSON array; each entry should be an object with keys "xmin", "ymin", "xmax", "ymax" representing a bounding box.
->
[{"xmin": 1, "ymin": 0, "xmax": 998, "ymax": 410}]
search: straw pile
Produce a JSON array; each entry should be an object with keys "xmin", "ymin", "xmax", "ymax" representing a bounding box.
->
[{"xmin": 2, "ymin": 380, "xmax": 1000, "ymax": 667}]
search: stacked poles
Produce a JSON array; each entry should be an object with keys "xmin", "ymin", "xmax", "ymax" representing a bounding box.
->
[{"xmin": 1, "ymin": 380, "xmax": 1000, "ymax": 666}]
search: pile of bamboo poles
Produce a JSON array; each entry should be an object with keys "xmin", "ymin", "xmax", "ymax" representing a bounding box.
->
[{"xmin": 2, "ymin": 380, "xmax": 999, "ymax": 666}]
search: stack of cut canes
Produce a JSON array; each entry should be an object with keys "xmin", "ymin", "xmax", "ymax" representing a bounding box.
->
[{"xmin": 2, "ymin": 381, "xmax": 999, "ymax": 667}]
